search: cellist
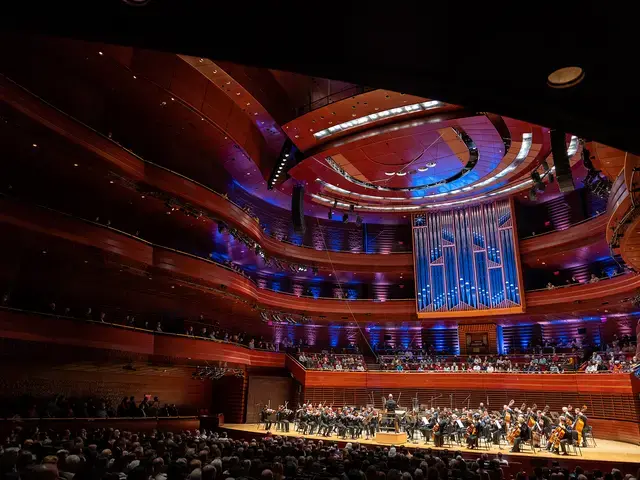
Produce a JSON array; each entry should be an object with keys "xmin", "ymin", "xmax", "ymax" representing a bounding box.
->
[{"xmin": 573, "ymin": 406, "xmax": 588, "ymax": 447}]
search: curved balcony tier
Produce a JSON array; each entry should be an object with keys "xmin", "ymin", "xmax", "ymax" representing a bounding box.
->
[
  {"xmin": 0, "ymin": 77, "xmax": 413, "ymax": 273},
  {"xmin": 2, "ymin": 199, "xmax": 640, "ymax": 323}
]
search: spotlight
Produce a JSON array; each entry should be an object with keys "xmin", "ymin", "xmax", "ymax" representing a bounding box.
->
[
  {"xmin": 349, "ymin": 204, "xmax": 355, "ymax": 212},
  {"xmin": 333, "ymin": 199, "xmax": 338, "ymax": 208},
  {"xmin": 528, "ymin": 188, "xmax": 537, "ymax": 201},
  {"xmin": 355, "ymin": 215, "xmax": 363, "ymax": 227},
  {"xmin": 342, "ymin": 213, "xmax": 349, "ymax": 223},
  {"xmin": 328, "ymin": 209, "xmax": 333, "ymax": 220}
]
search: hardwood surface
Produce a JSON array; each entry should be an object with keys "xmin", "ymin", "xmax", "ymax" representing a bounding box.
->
[{"xmin": 223, "ymin": 423, "xmax": 640, "ymax": 465}]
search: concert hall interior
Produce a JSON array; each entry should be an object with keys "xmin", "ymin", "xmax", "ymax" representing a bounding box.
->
[{"xmin": 1, "ymin": 4, "xmax": 640, "ymax": 479}]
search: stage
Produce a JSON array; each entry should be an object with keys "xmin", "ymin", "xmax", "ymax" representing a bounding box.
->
[{"xmin": 222, "ymin": 423, "xmax": 640, "ymax": 469}]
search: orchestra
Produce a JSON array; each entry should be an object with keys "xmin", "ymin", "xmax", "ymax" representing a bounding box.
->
[{"xmin": 259, "ymin": 396, "xmax": 594, "ymax": 455}]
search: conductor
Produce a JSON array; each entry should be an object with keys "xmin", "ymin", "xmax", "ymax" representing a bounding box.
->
[{"xmin": 385, "ymin": 394, "xmax": 397, "ymax": 412}]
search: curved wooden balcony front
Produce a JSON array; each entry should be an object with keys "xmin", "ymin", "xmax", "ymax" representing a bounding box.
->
[
  {"xmin": 0, "ymin": 308, "xmax": 285, "ymax": 367},
  {"xmin": 0, "ymin": 200, "xmax": 416, "ymax": 318},
  {"xmin": 519, "ymin": 214, "xmax": 608, "ymax": 266},
  {"xmin": 0, "ymin": 77, "xmax": 413, "ymax": 273},
  {"xmin": 286, "ymin": 357, "xmax": 640, "ymax": 444}
]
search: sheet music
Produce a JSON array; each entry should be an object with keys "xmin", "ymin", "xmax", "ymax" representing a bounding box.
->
[
  {"xmin": 457, "ymin": 419, "xmax": 464, "ymax": 429},
  {"xmin": 421, "ymin": 416, "xmax": 427, "ymax": 424},
  {"xmin": 495, "ymin": 420, "xmax": 501, "ymax": 429}
]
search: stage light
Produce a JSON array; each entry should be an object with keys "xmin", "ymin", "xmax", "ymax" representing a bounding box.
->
[
  {"xmin": 355, "ymin": 215, "xmax": 363, "ymax": 227},
  {"xmin": 528, "ymin": 188, "xmax": 537, "ymax": 201},
  {"xmin": 328, "ymin": 209, "xmax": 333, "ymax": 220},
  {"xmin": 350, "ymin": 204, "xmax": 355, "ymax": 212},
  {"xmin": 342, "ymin": 213, "xmax": 349, "ymax": 223}
]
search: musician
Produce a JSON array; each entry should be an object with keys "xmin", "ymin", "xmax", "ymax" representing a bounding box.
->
[
  {"xmin": 404, "ymin": 411, "xmax": 418, "ymax": 442},
  {"xmin": 466, "ymin": 414, "xmax": 481, "ymax": 449},
  {"xmin": 419, "ymin": 413, "xmax": 435, "ymax": 443},
  {"xmin": 573, "ymin": 407, "xmax": 588, "ymax": 447},
  {"xmin": 319, "ymin": 407, "xmax": 332, "ymax": 437},
  {"xmin": 547, "ymin": 416, "xmax": 572, "ymax": 455},
  {"xmin": 433, "ymin": 414, "xmax": 448, "ymax": 447},
  {"xmin": 275, "ymin": 406, "xmax": 286, "ymax": 432},
  {"xmin": 510, "ymin": 416, "xmax": 530, "ymax": 453},
  {"xmin": 262, "ymin": 406, "xmax": 274, "ymax": 430},
  {"xmin": 385, "ymin": 394, "xmax": 397, "ymax": 412},
  {"xmin": 562, "ymin": 406, "xmax": 575, "ymax": 424}
]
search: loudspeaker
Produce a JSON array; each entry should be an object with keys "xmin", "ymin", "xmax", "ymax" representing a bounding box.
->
[
  {"xmin": 550, "ymin": 130, "xmax": 574, "ymax": 192},
  {"xmin": 292, "ymin": 185, "xmax": 305, "ymax": 233}
]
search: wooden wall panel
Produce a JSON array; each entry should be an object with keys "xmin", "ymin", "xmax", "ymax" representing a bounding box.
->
[
  {"xmin": 245, "ymin": 375, "xmax": 293, "ymax": 423},
  {"xmin": 211, "ymin": 375, "xmax": 247, "ymax": 424},
  {"xmin": 0, "ymin": 309, "xmax": 285, "ymax": 367},
  {"xmin": 458, "ymin": 324, "xmax": 497, "ymax": 354},
  {"xmin": 0, "ymin": 363, "xmax": 211, "ymax": 415}
]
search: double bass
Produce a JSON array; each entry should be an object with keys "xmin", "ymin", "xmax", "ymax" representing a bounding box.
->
[
  {"xmin": 548, "ymin": 422, "xmax": 567, "ymax": 450},
  {"xmin": 574, "ymin": 405, "xmax": 588, "ymax": 445}
]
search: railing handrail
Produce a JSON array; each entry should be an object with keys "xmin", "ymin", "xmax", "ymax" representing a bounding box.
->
[
  {"xmin": 525, "ymin": 271, "xmax": 628, "ymax": 292},
  {"xmin": 4, "ymin": 76, "xmax": 407, "ymax": 256},
  {"xmin": 519, "ymin": 210, "xmax": 606, "ymax": 240},
  {"xmin": 0, "ymin": 306, "xmax": 279, "ymax": 353},
  {"xmin": 3, "ymin": 198, "xmax": 414, "ymax": 302}
]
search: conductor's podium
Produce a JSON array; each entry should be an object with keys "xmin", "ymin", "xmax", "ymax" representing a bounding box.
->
[{"xmin": 376, "ymin": 431, "xmax": 408, "ymax": 444}]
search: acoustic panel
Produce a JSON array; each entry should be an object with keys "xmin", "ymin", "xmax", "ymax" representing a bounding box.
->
[{"xmin": 413, "ymin": 199, "xmax": 524, "ymax": 317}]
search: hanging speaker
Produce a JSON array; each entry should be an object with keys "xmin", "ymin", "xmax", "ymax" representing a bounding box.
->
[
  {"xmin": 550, "ymin": 129, "xmax": 574, "ymax": 192},
  {"xmin": 292, "ymin": 185, "xmax": 305, "ymax": 233}
]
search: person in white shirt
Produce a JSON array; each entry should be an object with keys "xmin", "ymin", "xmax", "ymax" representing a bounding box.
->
[{"xmin": 486, "ymin": 365, "xmax": 494, "ymax": 373}]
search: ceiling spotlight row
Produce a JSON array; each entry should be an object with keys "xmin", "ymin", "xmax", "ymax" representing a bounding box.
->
[
  {"xmin": 385, "ymin": 162, "xmax": 437, "ymax": 176},
  {"xmin": 313, "ymin": 100, "xmax": 442, "ymax": 140}
]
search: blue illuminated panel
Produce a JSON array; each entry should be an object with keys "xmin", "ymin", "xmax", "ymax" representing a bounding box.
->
[{"xmin": 413, "ymin": 199, "xmax": 523, "ymax": 317}]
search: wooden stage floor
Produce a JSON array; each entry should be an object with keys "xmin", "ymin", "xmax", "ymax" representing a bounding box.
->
[{"xmin": 223, "ymin": 423, "xmax": 640, "ymax": 466}]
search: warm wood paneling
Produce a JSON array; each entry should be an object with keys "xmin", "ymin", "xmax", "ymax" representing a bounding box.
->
[
  {"xmin": 245, "ymin": 375, "xmax": 293, "ymax": 423},
  {"xmin": 0, "ymin": 76, "xmax": 413, "ymax": 274},
  {"xmin": 0, "ymin": 363, "xmax": 211, "ymax": 415},
  {"xmin": 0, "ymin": 309, "xmax": 285, "ymax": 367}
]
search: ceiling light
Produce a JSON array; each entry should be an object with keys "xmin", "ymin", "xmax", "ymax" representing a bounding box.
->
[
  {"xmin": 73, "ymin": 163, "xmax": 78, "ymax": 167},
  {"xmin": 246, "ymin": 102, "xmax": 251, "ymax": 106},
  {"xmin": 170, "ymin": 97, "xmax": 175, "ymax": 101},
  {"xmin": 236, "ymin": 92, "xmax": 241, "ymax": 96},
  {"xmin": 133, "ymin": 75, "xmax": 137, "ymax": 79},
  {"xmin": 396, "ymin": 172, "xmax": 407, "ymax": 176},
  {"xmin": 426, "ymin": 162, "xmax": 436, "ymax": 168},
  {"xmin": 109, "ymin": 180, "xmax": 114, "ymax": 184},
  {"xmin": 32, "ymin": 143, "xmax": 38, "ymax": 148},
  {"xmin": 515, "ymin": 133, "xmax": 533, "ymax": 161},
  {"xmin": 385, "ymin": 172, "xmax": 395, "ymax": 176},
  {"xmin": 418, "ymin": 167, "xmax": 428, "ymax": 172},
  {"xmin": 285, "ymin": 153, "xmax": 289, "ymax": 157},
  {"xmin": 98, "ymin": 51, "xmax": 103, "ymax": 55},
  {"xmin": 547, "ymin": 66, "xmax": 584, "ymax": 89}
]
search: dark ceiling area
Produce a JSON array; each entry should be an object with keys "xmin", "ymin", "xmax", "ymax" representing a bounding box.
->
[{"xmin": 3, "ymin": 2, "xmax": 638, "ymax": 155}]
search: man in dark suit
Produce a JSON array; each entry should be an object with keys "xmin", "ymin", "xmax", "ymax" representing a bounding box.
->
[{"xmin": 511, "ymin": 416, "xmax": 530, "ymax": 453}]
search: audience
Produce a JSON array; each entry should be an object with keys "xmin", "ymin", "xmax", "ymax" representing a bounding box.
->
[
  {"xmin": 298, "ymin": 353, "xmax": 366, "ymax": 371},
  {"xmin": 0, "ymin": 428, "xmax": 637, "ymax": 480}
]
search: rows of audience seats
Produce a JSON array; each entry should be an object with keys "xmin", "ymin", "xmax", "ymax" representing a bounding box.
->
[{"xmin": 0, "ymin": 426, "xmax": 638, "ymax": 480}]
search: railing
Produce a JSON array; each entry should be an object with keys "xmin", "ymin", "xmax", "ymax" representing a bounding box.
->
[
  {"xmin": 0, "ymin": 306, "xmax": 277, "ymax": 353},
  {"xmin": 3, "ymin": 75, "xmax": 407, "ymax": 257},
  {"xmin": 519, "ymin": 211, "xmax": 606, "ymax": 240},
  {"xmin": 525, "ymin": 271, "xmax": 626, "ymax": 292},
  {"xmin": 1, "ymin": 199, "xmax": 414, "ymax": 301}
]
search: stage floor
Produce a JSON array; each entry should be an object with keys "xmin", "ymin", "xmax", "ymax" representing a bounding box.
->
[{"xmin": 223, "ymin": 423, "xmax": 640, "ymax": 465}]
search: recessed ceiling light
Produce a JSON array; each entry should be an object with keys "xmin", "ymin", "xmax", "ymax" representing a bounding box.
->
[
  {"xmin": 32, "ymin": 143, "xmax": 38, "ymax": 148},
  {"xmin": 98, "ymin": 51, "xmax": 103, "ymax": 55},
  {"xmin": 426, "ymin": 162, "xmax": 436, "ymax": 168},
  {"xmin": 385, "ymin": 172, "xmax": 395, "ymax": 176},
  {"xmin": 254, "ymin": 112, "xmax": 258, "ymax": 116},
  {"xmin": 418, "ymin": 167, "xmax": 428, "ymax": 172},
  {"xmin": 199, "ymin": 58, "xmax": 204, "ymax": 63},
  {"xmin": 236, "ymin": 92, "xmax": 241, "ymax": 96},
  {"xmin": 547, "ymin": 66, "xmax": 584, "ymax": 89},
  {"xmin": 109, "ymin": 180, "xmax": 114, "ymax": 184},
  {"xmin": 396, "ymin": 171, "xmax": 407, "ymax": 176},
  {"xmin": 295, "ymin": 135, "xmax": 299, "ymax": 138},
  {"xmin": 73, "ymin": 163, "xmax": 78, "ymax": 167},
  {"xmin": 226, "ymin": 81, "xmax": 231, "ymax": 85},
  {"xmin": 170, "ymin": 97, "xmax": 175, "ymax": 101},
  {"xmin": 133, "ymin": 75, "xmax": 137, "ymax": 79}
]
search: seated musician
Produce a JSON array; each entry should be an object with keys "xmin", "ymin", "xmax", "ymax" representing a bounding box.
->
[
  {"xmin": 433, "ymin": 414, "xmax": 447, "ymax": 447},
  {"xmin": 466, "ymin": 413, "xmax": 481, "ymax": 449},
  {"xmin": 573, "ymin": 407, "xmax": 588, "ymax": 447},
  {"xmin": 510, "ymin": 416, "xmax": 530, "ymax": 453},
  {"xmin": 547, "ymin": 416, "xmax": 573, "ymax": 455}
]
